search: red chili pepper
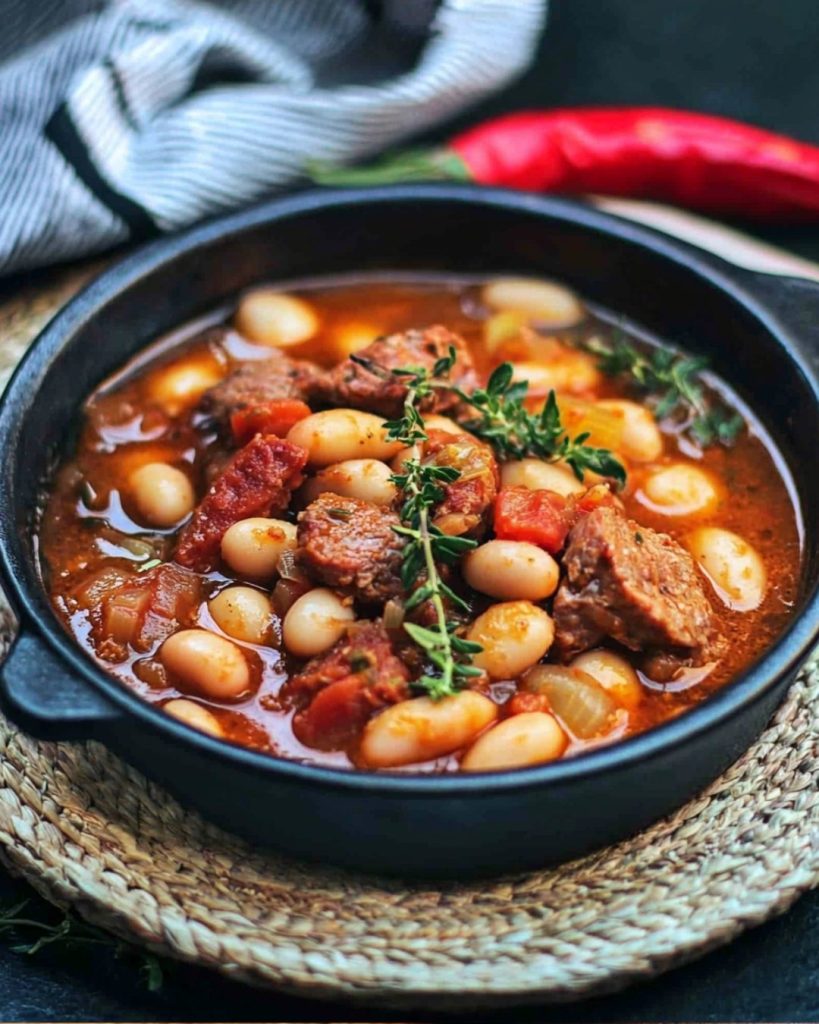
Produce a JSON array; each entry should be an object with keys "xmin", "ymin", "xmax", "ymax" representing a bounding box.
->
[{"xmin": 317, "ymin": 108, "xmax": 819, "ymax": 221}]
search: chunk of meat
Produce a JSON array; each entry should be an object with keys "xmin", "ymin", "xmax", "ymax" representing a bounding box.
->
[
  {"xmin": 288, "ymin": 621, "xmax": 410, "ymax": 750},
  {"xmin": 198, "ymin": 353, "xmax": 318, "ymax": 435},
  {"xmin": 176, "ymin": 436, "xmax": 307, "ymax": 571},
  {"xmin": 94, "ymin": 564, "xmax": 202, "ymax": 660},
  {"xmin": 553, "ymin": 507, "xmax": 716, "ymax": 663},
  {"xmin": 297, "ymin": 493, "xmax": 404, "ymax": 603},
  {"xmin": 424, "ymin": 429, "xmax": 498, "ymax": 537},
  {"xmin": 288, "ymin": 621, "xmax": 410, "ymax": 699},
  {"xmin": 309, "ymin": 325, "xmax": 477, "ymax": 418}
]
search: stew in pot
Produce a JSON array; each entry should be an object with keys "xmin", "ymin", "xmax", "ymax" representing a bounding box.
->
[{"xmin": 38, "ymin": 275, "xmax": 802, "ymax": 772}]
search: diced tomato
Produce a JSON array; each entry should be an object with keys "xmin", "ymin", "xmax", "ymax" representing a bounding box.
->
[
  {"xmin": 493, "ymin": 486, "xmax": 572, "ymax": 553},
  {"xmin": 292, "ymin": 675, "xmax": 375, "ymax": 751},
  {"xmin": 175, "ymin": 435, "xmax": 307, "ymax": 571},
  {"xmin": 574, "ymin": 482, "xmax": 623, "ymax": 516},
  {"xmin": 230, "ymin": 399, "xmax": 311, "ymax": 445}
]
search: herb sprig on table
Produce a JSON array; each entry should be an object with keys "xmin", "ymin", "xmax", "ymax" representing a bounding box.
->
[
  {"xmin": 0, "ymin": 899, "xmax": 166, "ymax": 991},
  {"xmin": 584, "ymin": 335, "xmax": 743, "ymax": 447}
]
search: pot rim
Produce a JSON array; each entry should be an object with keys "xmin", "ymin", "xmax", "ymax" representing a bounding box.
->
[{"xmin": 2, "ymin": 183, "xmax": 818, "ymax": 796}]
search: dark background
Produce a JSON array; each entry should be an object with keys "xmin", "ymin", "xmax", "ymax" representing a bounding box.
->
[{"xmin": 0, "ymin": 0, "xmax": 817, "ymax": 1020}]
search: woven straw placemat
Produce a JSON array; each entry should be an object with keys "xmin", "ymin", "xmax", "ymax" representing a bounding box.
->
[{"xmin": 0, "ymin": 215, "xmax": 817, "ymax": 1008}]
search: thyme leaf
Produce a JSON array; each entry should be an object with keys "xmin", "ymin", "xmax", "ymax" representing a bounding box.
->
[
  {"xmin": 455, "ymin": 364, "xmax": 627, "ymax": 486},
  {"xmin": 584, "ymin": 335, "xmax": 743, "ymax": 447},
  {"xmin": 0, "ymin": 900, "xmax": 166, "ymax": 991}
]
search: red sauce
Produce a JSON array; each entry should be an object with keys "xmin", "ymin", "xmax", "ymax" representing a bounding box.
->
[{"xmin": 37, "ymin": 277, "xmax": 802, "ymax": 771}]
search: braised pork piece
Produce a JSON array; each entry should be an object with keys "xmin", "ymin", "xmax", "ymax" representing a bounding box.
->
[{"xmin": 39, "ymin": 277, "xmax": 801, "ymax": 772}]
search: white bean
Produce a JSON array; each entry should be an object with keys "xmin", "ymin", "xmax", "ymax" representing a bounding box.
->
[
  {"xmin": 161, "ymin": 629, "xmax": 251, "ymax": 699},
  {"xmin": 482, "ymin": 278, "xmax": 584, "ymax": 327},
  {"xmin": 220, "ymin": 518, "xmax": 296, "ymax": 579},
  {"xmin": 360, "ymin": 692, "xmax": 498, "ymax": 768},
  {"xmin": 301, "ymin": 459, "xmax": 396, "ymax": 507},
  {"xmin": 461, "ymin": 712, "xmax": 566, "ymax": 771},
  {"xmin": 151, "ymin": 360, "xmax": 223, "ymax": 414},
  {"xmin": 500, "ymin": 457, "xmax": 585, "ymax": 496},
  {"xmin": 235, "ymin": 289, "xmax": 318, "ymax": 348},
  {"xmin": 468, "ymin": 601, "xmax": 554, "ymax": 680},
  {"xmin": 208, "ymin": 586, "xmax": 273, "ymax": 645},
  {"xmin": 129, "ymin": 462, "xmax": 195, "ymax": 528},
  {"xmin": 687, "ymin": 526, "xmax": 766, "ymax": 611},
  {"xmin": 163, "ymin": 698, "xmax": 224, "ymax": 737},
  {"xmin": 639, "ymin": 463, "xmax": 721, "ymax": 517},
  {"xmin": 571, "ymin": 649, "xmax": 643, "ymax": 709},
  {"xmin": 597, "ymin": 400, "xmax": 663, "ymax": 462},
  {"xmin": 282, "ymin": 588, "xmax": 355, "ymax": 657},
  {"xmin": 287, "ymin": 409, "xmax": 402, "ymax": 466},
  {"xmin": 423, "ymin": 414, "xmax": 463, "ymax": 435},
  {"xmin": 511, "ymin": 356, "xmax": 600, "ymax": 396},
  {"xmin": 463, "ymin": 540, "xmax": 559, "ymax": 602}
]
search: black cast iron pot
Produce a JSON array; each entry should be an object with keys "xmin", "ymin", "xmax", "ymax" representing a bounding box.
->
[{"xmin": 0, "ymin": 186, "xmax": 817, "ymax": 878}]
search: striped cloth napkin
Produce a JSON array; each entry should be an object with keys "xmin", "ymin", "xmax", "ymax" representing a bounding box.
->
[{"xmin": 0, "ymin": 0, "xmax": 546, "ymax": 276}]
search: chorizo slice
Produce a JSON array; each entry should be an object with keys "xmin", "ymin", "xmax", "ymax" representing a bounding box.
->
[
  {"xmin": 176, "ymin": 435, "xmax": 306, "ymax": 571},
  {"xmin": 297, "ymin": 493, "xmax": 405, "ymax": 604}
]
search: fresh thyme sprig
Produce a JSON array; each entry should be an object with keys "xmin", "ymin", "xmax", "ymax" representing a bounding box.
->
[
  {"xmin": 0, "ymin": 899, "xmax": 165, "ymax": 991},
  {"xmin": 356, "ymin": 344, "xmax": 625, "ymax": 695},
  {"xmin": 380, "ymin": 352, "xmax": 483, "ymax": 700},
  {"xmin": 353, "ymin": 347, "xmax": 624, "ymax": 485},
  {"xmin": 455, "ymin": 363, "xmax": 627, "ymax": 485},
  {"xmin": 584, "ymin": 335, "xmax": 743, "ymax": 447}
]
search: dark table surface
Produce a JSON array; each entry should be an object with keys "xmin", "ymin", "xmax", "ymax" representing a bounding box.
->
[{"xmin": 1, "ymin": 0, "xmax": 818, "ymax": 1020}]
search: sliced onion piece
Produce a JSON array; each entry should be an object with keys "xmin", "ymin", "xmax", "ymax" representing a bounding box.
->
[
  {"xmin": 558, "ymin": 397, "xmax": 626, "ymax": 453},
  {"xmin": 383, "ymin": 597, "xmax": 405, "ymax": 631},
  {"xmin": 522, "ymin": 664, "xmax": 617, "ymax": 739},
  {"xmin": 276, "ymin": 547, "xmax": 308, "ymax": 583},
  {"xmin": 271, "ymin": 577, "xmax": 311, "ymax": 617}
]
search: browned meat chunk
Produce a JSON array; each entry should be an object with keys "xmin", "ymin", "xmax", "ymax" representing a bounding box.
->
[
  {"xmin": 553, "ymin": 507, "xmax": 716, "ymax": 663},
  {"xmin": 297, "ymin": 493, "xmax": 404, "ymax": 603},
  {"xmin": 424, "ymin": 429, "xmax": 499, "ymax": 537},
  {"xmin": 287, "ymin": 621, "xmax": 410, "ymax": 700},
  {"xmin": 176, "ymin": 436, "xmax": 307, "ymax": 571},
  {"xmin": 309, "ymin": 325, "xmax": 477, "ymax": 418},
  {"xmin": 198, "ymin": 353, "xmax": 317, "ymax": 431},
  {"xmin": 286, "ymin": 621, "xmax": 410, "ymax": 751}
]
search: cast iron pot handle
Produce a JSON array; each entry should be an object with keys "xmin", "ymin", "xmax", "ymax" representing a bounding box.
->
[
  {"xmin": 0, "ymin": 627, "xmax": 120, "ymax": 741},
  {"xmin": 742, "ymin": 271, "xmax": 819, "ymax": 374}
]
